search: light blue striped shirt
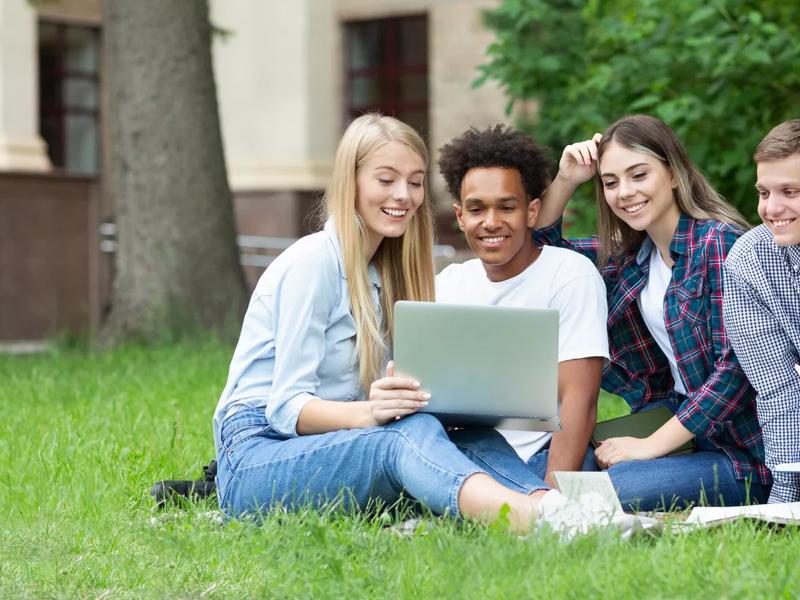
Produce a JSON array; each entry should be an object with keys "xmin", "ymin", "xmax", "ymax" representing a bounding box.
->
[{"xmin": 212, "ymin": 220, "xmax": 381, "ymax": 452}]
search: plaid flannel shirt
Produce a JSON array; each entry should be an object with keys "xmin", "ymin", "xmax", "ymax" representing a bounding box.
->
[{"xmin": 536, "ymin": 213, "xmax": 770, "ymax": 485}]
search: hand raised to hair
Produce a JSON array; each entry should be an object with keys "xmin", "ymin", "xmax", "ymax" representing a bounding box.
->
[{"xmin": 555, "ymin": 133, "xmax": 603, "ymax": 187}]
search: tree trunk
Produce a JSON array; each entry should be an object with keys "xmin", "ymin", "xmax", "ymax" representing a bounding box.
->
[{"xmin": 101, "ymin": 0, "xmax": 247, "ymax": 343}]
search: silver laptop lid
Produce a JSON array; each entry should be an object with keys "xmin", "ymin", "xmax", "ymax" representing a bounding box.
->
[{"xmin": 392, "ymin": 301, "xmax": 560, "ymax": 431}]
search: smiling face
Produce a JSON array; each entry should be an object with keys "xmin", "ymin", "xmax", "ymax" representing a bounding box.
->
[
  {"xmin": 756, "ymin": 153, "xmax": 800, "ymax": 246},
  {"xmin": 356, "ymin": 141, "xmax": 426, "ymax": 257},
  {"xmin": 454, "ymin": 167, "xmax": 540, "ymax": 282},
  {"xmin": 599, "ymin": 141, "xmax": 681, "ymax": 237}
]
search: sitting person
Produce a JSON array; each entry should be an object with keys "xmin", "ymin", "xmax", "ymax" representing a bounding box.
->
[
  {"xmin": 435, "ymin": 125, "xmax": 608, "ymax": 487},
  {"xmin": 211, "ymin": 113, "xmax": 634, "ymax": 534},
  {"xmin": 724, "ymin": 119, "xmax": 800, "ymax": 503},
  {"xmin": 532, "ymin": 114, "xmax": 770, "ymax": 510}
]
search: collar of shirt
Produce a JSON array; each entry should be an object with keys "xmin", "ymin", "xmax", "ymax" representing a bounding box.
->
[
  {"xmin": 324, "ymin": 219, "xmax": 381, "ymax": 288},
  {"xmin": 611, "ymin": 213, "xmax": 694, "ymax": 327},
  {"xmin": 780, "ymin": 244, "xmax": 800, "ymax": 276},
  {"xmin": 669, "ymin": 212, "xmax": 694, "ymax": 259},
  {"xmin": 634, "ymin": 212, "xmax": 694, "ymax": 266},
  {"xmin": 635, "ymin": 234, "xmax": 655, "ymax": 266}
]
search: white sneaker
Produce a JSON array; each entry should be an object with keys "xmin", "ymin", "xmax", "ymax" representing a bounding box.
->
[{"xmin": 535, "ymin": 490, "xmax": 654, "ymax": 541}]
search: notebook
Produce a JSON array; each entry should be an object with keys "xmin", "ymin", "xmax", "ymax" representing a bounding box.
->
[{"xmin": 591, "ymin": 406, "xmax": 695, "ymax": 456}]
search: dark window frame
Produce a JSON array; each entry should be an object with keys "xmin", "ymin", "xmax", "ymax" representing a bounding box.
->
[
  {"xmin": 38, "ymin": 19, "xmax": 102, "ymax": 174},
  {"xmin": 343, "ymin": 14, "xmax": 429, "ymax": 137}
]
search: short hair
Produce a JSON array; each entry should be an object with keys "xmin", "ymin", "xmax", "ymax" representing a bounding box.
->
[
  {"xmin": 437, "ymin": 125, "xmax": 551, "ymax": 201},
  {"xmin": 754, "ymin": 120, "xmax": 800, "ymax": 162}
]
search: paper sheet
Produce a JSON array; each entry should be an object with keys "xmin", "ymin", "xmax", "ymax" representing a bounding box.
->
[
  {"xmin": 684, "ymin": 502, "xmax": 800, "ymax": 526},
  {"xmin": 551, "ymin": 471, "xmax": 625, "ymax": 515}
]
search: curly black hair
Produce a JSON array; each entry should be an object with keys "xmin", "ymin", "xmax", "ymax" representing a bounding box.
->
[{"xmin": 437, "ymin": 125, "xmax": 552, "ymax": 201}]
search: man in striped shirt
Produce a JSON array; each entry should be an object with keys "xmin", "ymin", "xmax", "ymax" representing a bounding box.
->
[{"xmin": 724, "ymin": 120, "xmax": 800, "ymax": 503}]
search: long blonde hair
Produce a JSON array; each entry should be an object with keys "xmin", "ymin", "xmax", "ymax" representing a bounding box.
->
[
  {"xmin": 323, "ymin": 114, "xmax": 435, "ymax": 393},
  {"xmin": 594, "ymin": 115, "xmax": 750, "ymax": 268}
]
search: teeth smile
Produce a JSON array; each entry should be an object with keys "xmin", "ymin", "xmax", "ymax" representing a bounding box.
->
[
  {"xmin": 382, "ymin": 208, "xmax": 407, "ymax": 217},
  {"xmin": 482, "ymin": 236, "xmax": 506, "ymax": 244},
  {"xmin": 771, "ymin": 219, "xmax": 795, "ymax": 228},
  {"xmin": 623, "ymin": 202, "xmax": 647, "ymax": 213}
]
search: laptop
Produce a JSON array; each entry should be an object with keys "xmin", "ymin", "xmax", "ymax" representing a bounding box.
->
[{"xmin": 392, "ymin": 301, "xmax": 561, "ymax": 431}]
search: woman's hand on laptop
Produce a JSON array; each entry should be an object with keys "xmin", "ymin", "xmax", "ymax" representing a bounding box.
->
[{"xmin": 363, "ymin": 361, "xmax": 431, "ymax": 426}]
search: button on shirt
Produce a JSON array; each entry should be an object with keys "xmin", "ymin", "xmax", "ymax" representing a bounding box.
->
[
  {"xmin": 535, "ymin": 214, "xmax": 769, "ymax": 486},
  {"xmin": 212, "ymin": 220, "xmax": 381, "ymax": 454},
  {"xmin": 724, "ymin": 224, "xmax": 800, "ymax": 502}
]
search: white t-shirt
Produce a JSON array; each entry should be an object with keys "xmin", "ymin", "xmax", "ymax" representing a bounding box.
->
[
  {"xmin": 435, "ymin": 246, "xmax": 610, "ymax": 461},
  {"xmin": 636, "ymin": 246, "xmax": 687, "ymax": 395}
]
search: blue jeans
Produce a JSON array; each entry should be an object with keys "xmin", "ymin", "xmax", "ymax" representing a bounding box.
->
[
  {"xmin": 528, "ymin": 441, "xmax": 769, "ymax": 511},
  {"xmin": 456, "ymin": 433, "xmax": 769, "ymax": 511},
  {"xmin": 216, "ymin": 409, "xmax": 549, "ymax": 518}
]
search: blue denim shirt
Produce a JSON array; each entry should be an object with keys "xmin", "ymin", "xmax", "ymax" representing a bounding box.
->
[{"xmin": 212, "ymin": 220, "xmax": 381, "ymax": 453}]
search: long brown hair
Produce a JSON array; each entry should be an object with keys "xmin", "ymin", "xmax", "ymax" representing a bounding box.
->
[
  {"xmin": 594, "ymin": 115, "xmax": 750, "ymax": 268},
  {"xmin": 323, "ymin": 114, "xmax": 435, "ymax": 393}
]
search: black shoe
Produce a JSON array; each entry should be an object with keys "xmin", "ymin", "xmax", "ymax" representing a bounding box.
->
[
  {"xmin": 150, "ymin": 459, "xmax": 218, "ymax": 508},
  {"xmin": 203, "ymin": 459, "xmax": 217, "ymax": 482}
]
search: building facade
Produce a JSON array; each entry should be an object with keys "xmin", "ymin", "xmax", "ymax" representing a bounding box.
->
[{"xmin": 0, "ymin": 0, "xmax": 509, "ymax": 341}]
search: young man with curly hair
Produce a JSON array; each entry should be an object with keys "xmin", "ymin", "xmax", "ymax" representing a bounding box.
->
[{"xmin": 436, "ymin": 126, "xmax": 608, "ymax": 485}]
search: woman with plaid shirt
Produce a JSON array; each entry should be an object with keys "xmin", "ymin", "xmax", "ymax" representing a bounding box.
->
[{"xmin": 536, "ymin": 115, "xmax": 770, "ymax": 510}]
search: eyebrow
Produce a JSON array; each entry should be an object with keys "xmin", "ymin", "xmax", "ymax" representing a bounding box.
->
[
  {"xmin": 755, "ymin": 181, "xmax": 800, "ymax": 189},
  {"xmin": 463, "ymin": 196, "xmax": 520, "ymax": 204},
  {"xmin": 600, "ymin": 162, "xmax": 649, "ymax": 178},
  {"xmin": 375, "ymin": 165, "xmax": 425, "ymax": 176}
]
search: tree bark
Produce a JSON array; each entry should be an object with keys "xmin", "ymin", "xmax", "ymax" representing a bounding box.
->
[{"xmin": 101, "ymin": 0, "xmax": 247, "ymax": 342}]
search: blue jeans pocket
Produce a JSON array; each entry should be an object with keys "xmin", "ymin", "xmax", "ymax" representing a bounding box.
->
[{"xmin": 219, "ymin": 409, "xmax": 283, "ymax": 471}]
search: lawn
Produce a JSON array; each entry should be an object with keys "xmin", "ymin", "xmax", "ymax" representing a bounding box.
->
[{"xmin": 1, "ymin": 339, "xmax": 797, "ymax": 598}]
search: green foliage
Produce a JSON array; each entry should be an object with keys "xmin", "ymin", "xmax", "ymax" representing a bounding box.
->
[{"xmin": 478, "ymin": 0, "xmax": 800, "ymax": 229}]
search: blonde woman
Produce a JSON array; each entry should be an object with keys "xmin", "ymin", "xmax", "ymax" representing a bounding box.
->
[
  {"xmin": 536, "ymin": 114, "xmax": 771, "ymax": 510},
  {"xmin": 212, "ymin": 114, "xmax": 634, "ymax": 534}
]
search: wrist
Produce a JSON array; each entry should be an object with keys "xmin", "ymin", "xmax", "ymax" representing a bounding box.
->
[
  {"xmin": 356, "ymin": 400, "xmax": 377, "ymax": 429},
  {"xmin": 553, "ymin": 170, "xmax": 582, "ymax": 190},
  {"xmin": 641, "ymin": 435, "xmax": 664, "ymax": 460}
]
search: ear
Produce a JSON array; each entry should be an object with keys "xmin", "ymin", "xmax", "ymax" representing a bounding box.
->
[
  {"xmin": 527, "ymin": 197, "xmax": 541, "ymax": 228},
  {"xmin": 453, "ymin": 202, "xmax": 464, "ymax": 230},
  {"xmin": 669, "ymin": 169, "xmax": 678, "ymax": 189}
]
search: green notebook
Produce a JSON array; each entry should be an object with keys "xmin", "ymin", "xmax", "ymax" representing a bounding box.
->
[{"xmin": 591, "ymin": 406, "xmax": 695, "ymax": 456}]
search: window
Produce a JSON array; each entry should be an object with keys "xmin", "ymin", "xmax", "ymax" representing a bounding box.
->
[
  {"xmin": 344, "ymin": 15, "xmax": 428, "ymax": 138},
  {"xmin": 39, "ymin": 22, "xmax": 101, "ymax": 175}
]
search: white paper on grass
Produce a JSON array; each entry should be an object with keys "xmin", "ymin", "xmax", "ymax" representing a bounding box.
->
[
  {"xmin": 684, "ymin": 502, "xmax": 800, "ymax": 526},
  {"xmin": 551, "ymin": 471, "xmax": 625, "ymax": 515}
]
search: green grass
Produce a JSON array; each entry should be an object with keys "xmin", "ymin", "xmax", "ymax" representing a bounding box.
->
[{"xmin": 1, "ymin": 340, "xmax": 798, "ymax": 598}]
